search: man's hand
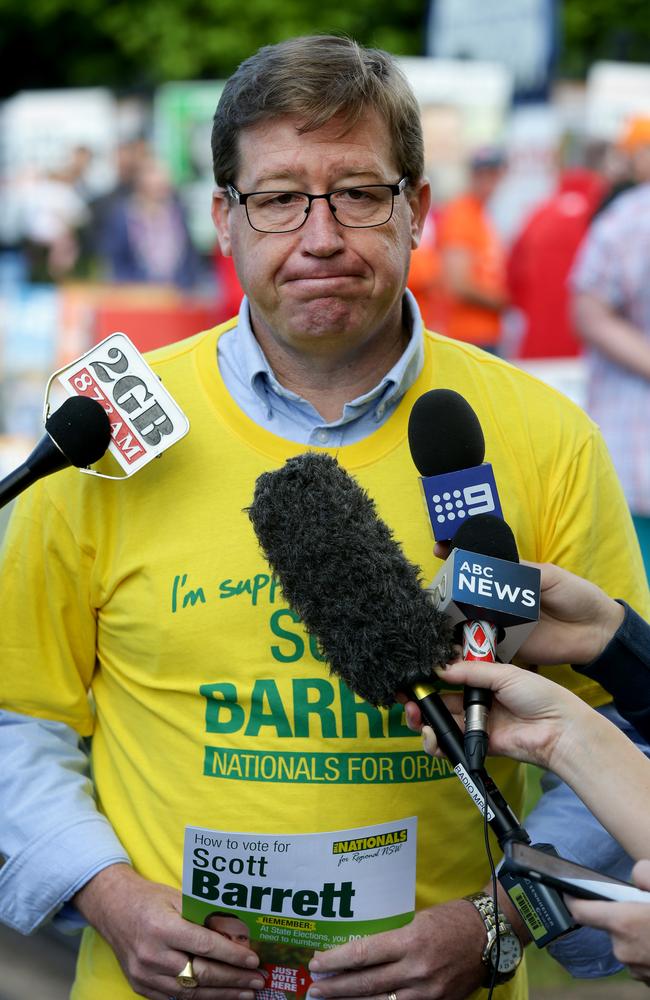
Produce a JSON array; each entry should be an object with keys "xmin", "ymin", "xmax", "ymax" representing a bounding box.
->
[
  {"xmin": 307, "ymin": 899, "xmax": 491, "ymax": 1000},
  {"xmin": 73, "ymin": 864, "xmax": 265, "ymax": 1000},
  {"xmin": 517, "ymin": 562, "xmax": 624, "ymax": 666}
]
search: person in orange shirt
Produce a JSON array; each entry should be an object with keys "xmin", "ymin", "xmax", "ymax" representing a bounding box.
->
[
  {"xmin": 437, "ymin": 147, "xmax": 509, "ymax": 352},
  {"xmin": 406, "ymin": 205, "xmax": 445, "ymax": 332}
]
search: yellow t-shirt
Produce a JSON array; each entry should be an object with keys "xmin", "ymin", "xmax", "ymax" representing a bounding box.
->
[{"xmin": 2, "ymin": 323, "xmax": 648, "ymax": 1000}]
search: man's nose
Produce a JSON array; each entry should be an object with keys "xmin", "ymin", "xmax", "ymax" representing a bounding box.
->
[{"xmin": 300, "ymin": 197, "xmax": 344, "ymax": 254}]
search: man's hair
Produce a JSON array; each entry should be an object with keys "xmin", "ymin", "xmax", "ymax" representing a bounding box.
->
[{"xmin": 211, "ymin": 35, "xmax": 424, "ymax": 188}]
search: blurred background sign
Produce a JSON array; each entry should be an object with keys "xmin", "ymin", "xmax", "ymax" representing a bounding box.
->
[
  {"xmin": 154, "ymin": 81, "xmax": 225, "ymax": 251},
  {"xmin": 425, "ymin": 0, "xmax": 559, "ymax": 103}
]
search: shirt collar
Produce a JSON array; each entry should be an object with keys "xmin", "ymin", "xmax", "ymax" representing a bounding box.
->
[{"xmin": 234, "ymin": 289, "xmax": 424, "ymax": 426}]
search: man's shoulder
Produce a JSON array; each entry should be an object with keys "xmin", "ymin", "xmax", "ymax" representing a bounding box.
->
[
  {"xmin": 143, "ymin": 317, "xmax": 238, "ymax": 372},
  {"xmin": 422, "ymin": 330, "xmax": 595, "ymax": 445}
]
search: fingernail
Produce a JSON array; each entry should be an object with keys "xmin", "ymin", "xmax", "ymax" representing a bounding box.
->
[
  {"xmin": 245, "ymin": 955, "xmax": 260, "ymax": 968},
  {"xmin": 309, "ymin": 990, "xmax": 323, "ymax": 998},
  {"xmin": 249, "ymin": 979, "xmax": 265, "ymax": 990}
]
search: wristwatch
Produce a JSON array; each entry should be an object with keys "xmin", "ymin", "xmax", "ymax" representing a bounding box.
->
[{"xmin": 464, "ymin": 891, "xmax": 523, "ymax": 985}]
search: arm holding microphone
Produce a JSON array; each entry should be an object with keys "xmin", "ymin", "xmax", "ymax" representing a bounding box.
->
[
  {"xmin": 516, "ymin": 562, "xmax": 650, "ymax": 742},
  {"xmin": 406, "ymin": 659, "xmax": 650, "ymax": 983},
  {"xmin": 406, "ymin": 660, "xmax": 650, "ymax": 861}
]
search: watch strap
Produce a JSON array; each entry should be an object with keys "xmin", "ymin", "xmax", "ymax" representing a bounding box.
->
[{"xmin": 463, "ymin": 891, "xmax": 520, "ymax": 983}]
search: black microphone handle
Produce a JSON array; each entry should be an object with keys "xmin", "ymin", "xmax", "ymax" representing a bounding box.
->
[
  {"xmin": 410, "ymin": 683, "xmax": 529, "ymax": 849},
  {"xmin": 0, "ymin": 435, "xmax": 69, "ymax": 509}
]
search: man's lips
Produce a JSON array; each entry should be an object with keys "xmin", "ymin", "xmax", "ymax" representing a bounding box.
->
[{"xmin": 282, "ymin": 273, "xmax": 363, "ymax": 293}]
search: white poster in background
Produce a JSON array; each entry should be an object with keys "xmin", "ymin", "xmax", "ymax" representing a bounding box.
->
[
  {"xmin": 0, "ymin": 88, "xmax": 116, "ymax": 175},
  {"xmin": 585, "ymin": 61, "xmax": 650, "ymax": 141}
]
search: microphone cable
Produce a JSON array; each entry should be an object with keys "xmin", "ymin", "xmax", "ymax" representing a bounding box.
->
[{"xmin": 474, "ymin": 769, "xmax": 499, "ymax": 1000}]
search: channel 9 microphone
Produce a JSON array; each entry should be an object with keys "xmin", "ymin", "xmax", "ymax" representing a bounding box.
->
[
  {"xmin": 0, "ymin": 396, "xmax": 112, "ymax": 510},
  {"xmin": 408, "ymin": 388, "xmax": 503, "ymax": 543},
  {"xmin": 441, "ymin": 513, "xmax": 540, "ymax": 773},
  {"xmin": 247, "ymin": 452, "xmax": 526, "ymax": 846}
]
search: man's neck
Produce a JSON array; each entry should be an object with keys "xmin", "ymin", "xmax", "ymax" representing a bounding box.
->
[{"xmin": 250, "ymin": 312, "xmax": 410, "ymax": 423}]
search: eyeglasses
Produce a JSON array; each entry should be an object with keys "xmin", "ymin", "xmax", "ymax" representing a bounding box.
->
[{"xmin": 226, "ymin": 178, "xmax": 408, "ymax": 233}]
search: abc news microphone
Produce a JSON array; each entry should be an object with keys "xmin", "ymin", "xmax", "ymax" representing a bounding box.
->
[
  {"xmin": 430, "ymin": 514, "xmax": 541, "ymax": 772},
  {"xmin": 0, "ymin": 395, "xmax": 112, "ymax": 510}
]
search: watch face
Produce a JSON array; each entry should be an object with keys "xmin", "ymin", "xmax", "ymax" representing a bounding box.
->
[{"xmin": 490, "ymin": 932, "xmax": 522, "ymax": 973}]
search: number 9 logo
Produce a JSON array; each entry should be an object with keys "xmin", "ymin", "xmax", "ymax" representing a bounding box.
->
[{"xmin": 463, "ymin": 483, "xmax": 496, "ymax": 515}]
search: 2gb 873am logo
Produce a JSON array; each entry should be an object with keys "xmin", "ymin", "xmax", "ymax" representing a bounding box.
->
[
  {"xmin": 68, "ymin": 366, "xmax": 147, "ymax": 465},
  {"xmin": 47, "ymin": 332, "xmax": 190, "ymax": 479}
]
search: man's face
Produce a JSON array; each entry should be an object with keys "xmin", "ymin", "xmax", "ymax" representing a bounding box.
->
[
  {"xmin": 212, "ymin": 109, "xmax": 430, "ymax": 362},
  {"xmin": 205, "ymin": 914, "xmax": 251, "ymax": 945}
]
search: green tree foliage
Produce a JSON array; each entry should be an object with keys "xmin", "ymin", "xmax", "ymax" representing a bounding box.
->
[
  {"xmin": 561, "ymin": 0, "xmax": 650, "ymax": 79},
  {"xmin": 0, "ymin": 0, "xmax": 428, "ymax": 97},
  {"xmin": 4, "ymin": 0, "xmax": 650, "ymax": 98}
]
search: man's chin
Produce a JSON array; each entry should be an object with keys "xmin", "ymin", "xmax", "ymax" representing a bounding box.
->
[{"xmin": 283, "ymin": 298, "xmax": 362, "ymax": 338}]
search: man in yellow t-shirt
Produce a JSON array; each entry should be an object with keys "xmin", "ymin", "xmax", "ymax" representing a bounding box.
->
[{"xmin": 1, "ymin": 35, "xmax": 649, "ymax": 1000}]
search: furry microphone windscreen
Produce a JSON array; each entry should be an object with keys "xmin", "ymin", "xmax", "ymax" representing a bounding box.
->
[{"xmin": 247, "ymin": 452, "xmax": 455, "ymax": 707}]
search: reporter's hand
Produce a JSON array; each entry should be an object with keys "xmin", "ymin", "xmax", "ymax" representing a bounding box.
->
[
  {"xmin": 514, "ymin": 562, "xmax": 623, "ymax": 666},
  {"xmin": 73, "ymin": 863, "xmax": 265, "ymax": 1000},
  {"xmin": 566, "ymin": 860, "xmax": 650, "ymax": 984},
  {"xmin": 403, "ymin": 660, "xmax": 587, "ymax": 772},
  {"xmin": 307, "ymin": 899, "xmax": 490, "ymax": 1000}
]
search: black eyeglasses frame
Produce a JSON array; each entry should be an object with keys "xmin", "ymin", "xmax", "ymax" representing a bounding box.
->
[{"xmin": 225, "ymin": 177, "xmax": 409, "ymax": 233}]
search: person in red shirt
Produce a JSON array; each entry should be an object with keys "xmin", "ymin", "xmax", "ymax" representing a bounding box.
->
[
  {"xmin": 507, "ymin": 167, "xmax": 607, "ymax": 358},
  {"xmin": 436, "ymin": 147, "xmax": 508, "ymax": 351}
]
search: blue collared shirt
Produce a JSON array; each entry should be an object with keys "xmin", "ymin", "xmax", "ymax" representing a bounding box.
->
[{"xmin": 216, "ymin": 290, "xmax": 424, "ymax": 445}]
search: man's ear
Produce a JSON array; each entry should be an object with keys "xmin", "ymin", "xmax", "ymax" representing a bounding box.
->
[
  {"xmin": 212, "ymin": 190, "xmax": 233, "ymax": 257},
  {"xmin": 408, "ymin": 178, "xmax": 431, "ymax": 250}
]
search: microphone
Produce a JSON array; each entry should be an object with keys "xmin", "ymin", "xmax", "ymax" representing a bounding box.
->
[
  {"xmin": 450, "ymin": 513, "xmax": 521, "ymax": 773},
  {"xmin": 407, "ymin": 389, "xmax": 503, "ymax": 542},
  {"xmin": 247, "ymin": 451, "xmax": 455, "ymax": 706},
  {"xmin": 247, "ymin": 452, "xmax": 525, "ymax": 844},
  {"xmin": 248, "ymin": 456, "xmax": 577, "ymax": 947},
  {"xmin": 0, "ymin": 395, "xmax": 112, "ymax": 509}
]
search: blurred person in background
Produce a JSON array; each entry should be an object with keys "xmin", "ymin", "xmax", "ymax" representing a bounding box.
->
[
  {"xmin": 571, "ymin": 114, "xmax": 650, "ymax": 582},
  {"xmin": 87, "ymin": 138, "xmax": 151, "ymax": 262},
  {"xmin": 591, "ymin": 120, "xmax": 642, "ymax": 218},
  {"xmin": 436, "ymin": 146, "xmax": 509, "ymax": 354},
  {"xmin": 506, "ymin": 159, "xmax": 607, "ymax": 359},
  {"xmin": 406, "ymin": 204, "xmax": 445, "ymax": 333},
  {"xmin": 18, "ymin": 161, "xmax": 89, "ymax": 283},
  {"xmin": 98, "ymin": 154, "xmax": 200, "ymax": 290}
]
